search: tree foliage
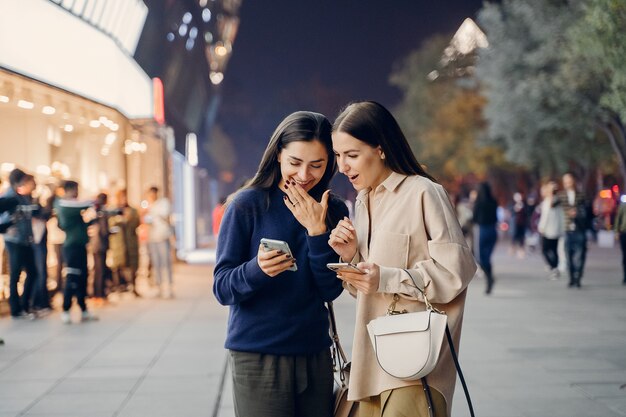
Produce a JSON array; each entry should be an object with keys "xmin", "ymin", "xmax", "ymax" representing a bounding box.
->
[
  {"xmin": 476, "ymin": 0, "xmax": 626, "ymax": 184},
  {"xmin": 390, "ymin": 35, "xmax": 507, "ymax": 188}
]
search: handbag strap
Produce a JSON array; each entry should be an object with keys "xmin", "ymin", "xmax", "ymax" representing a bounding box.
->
[
  {"xmin": 327, "ymin": 302, "xmax": 349, "ymax": 386},
  {"xmin": 421, "ymin": 376, "xmax": 435, "ymax": 417},
  {"xmin": 401, "ymin": 269, "xmax": 475, "ymax": 417}
]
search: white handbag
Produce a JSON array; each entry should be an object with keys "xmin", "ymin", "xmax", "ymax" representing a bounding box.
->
[
  {"xmin": 366, "ymin": 269, "xmax": 475, "ymax": 417},
  {"xmin": 366, "ymin": 270, "xmax": 447, "ymax": 380}
]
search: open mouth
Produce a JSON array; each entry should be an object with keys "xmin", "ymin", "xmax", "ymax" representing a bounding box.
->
[{"xmin": 348, "ymin": 174, "xmax": 359, "ymax": 182}]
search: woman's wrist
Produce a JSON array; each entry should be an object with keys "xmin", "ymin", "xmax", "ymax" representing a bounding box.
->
[{"xmin": 307, "ymin": 224, "xmax": 327, "ymax": 236}]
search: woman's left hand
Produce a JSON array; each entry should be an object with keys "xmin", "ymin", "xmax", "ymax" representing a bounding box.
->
[
  {"xmin": 283, "ymin": 179, "xmax": 329, "ymax": 236},
  {"xmin": 337, "ymin": 262, "xmax": 380, "ymax": 295}
]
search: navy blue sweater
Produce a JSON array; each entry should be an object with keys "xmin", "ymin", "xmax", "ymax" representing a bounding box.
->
[{"xmin": 213, "ymin": 187, "xmax": 348, "ymax": 355}]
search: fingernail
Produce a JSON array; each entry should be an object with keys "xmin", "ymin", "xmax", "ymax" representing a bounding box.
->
[
  {"xmin": 286, "ymin": 254, "xmax": 291, "ymax": 258},
  {"xmin": 284, "ymin": 183, "xmax": 289, "ymax": 188}
]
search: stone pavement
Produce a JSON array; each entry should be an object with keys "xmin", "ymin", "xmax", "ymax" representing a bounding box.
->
[{"xmin": 0, "ymin": 242, "xmax": 625, "ymax": 417}]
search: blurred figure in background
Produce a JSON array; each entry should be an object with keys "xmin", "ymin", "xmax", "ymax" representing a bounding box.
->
[
  {"xmin": 145, "ymin": 186, "xmax": 173, "ymax": 298},
  {"xmin": 110, "ymin": 189, "xmax": 141, "ymax": 296},
  {"xmin": 47, "ymin": 183, "xmax": 66, "ymax": 294},
  {"xmin": 1, "ymin": 169, "xmax": 39, "ymax": 318},
  {"xmin": 30, "ymin": 176, "xmax": 53, "ymax": 313},
  {"xmin": 91, "ymin": 192, "xmax": 111, "ymax": 303},
  {"xmin": 511, "ymin": 192, "xmax": 528, "ymax": 259},
  {"xmin": 473, "ymin": 182, "xmax": 499, "ymax": 294},
  {"xmin": 558, "ymin": 173, "xmax": 591, "ymax": 288},
  {"xmin": 212, "ymin": 196, "xmax": 227, "ymax": 237},
  {"xmin": 55, "ymin": 180, "xmax": 98, "ymax": 324},
  {"xmin": 613, "ymin": 197, "xmax": 626, "ymax": 285},
  {"xmin": 538, "ymin": 181, "xmax": 564, "ymax": 280}
]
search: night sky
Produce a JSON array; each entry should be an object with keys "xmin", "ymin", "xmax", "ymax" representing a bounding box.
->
[{"xmin": 217, "ymin": 0, "xmax": 486, "ymax": 186}]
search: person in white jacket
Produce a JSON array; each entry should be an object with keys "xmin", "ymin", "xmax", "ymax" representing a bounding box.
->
[
  {"xmin": 145, "ymin": 186, "xmax": 173, "ymax": 297},
  {"xmin": 538, "ymin": 181, "xmax": 565, "ymax": 279}
]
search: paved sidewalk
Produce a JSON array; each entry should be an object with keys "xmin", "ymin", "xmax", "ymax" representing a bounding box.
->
[{"xmin": 0, "ymin": 242, "xmax": 625, "ymax": 417}]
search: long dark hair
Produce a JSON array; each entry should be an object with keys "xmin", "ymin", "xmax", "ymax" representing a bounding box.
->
[
  {"xmin": 333, "ymin": 101, "xmax": 436, "ymax": 182},
  {"xmin": 229, "ymin": 111, "xmax": 337, "ymax": 205}
]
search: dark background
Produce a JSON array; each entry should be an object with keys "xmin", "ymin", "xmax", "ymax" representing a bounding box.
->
[{"xmin": 217, "ymin": 0, "xmax": 486, "ymax": 188}]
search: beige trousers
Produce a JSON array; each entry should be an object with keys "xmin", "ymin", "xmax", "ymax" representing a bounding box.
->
[{"xmin": 358, "ymin": 385, "xmax": 447, "ymax": 417}]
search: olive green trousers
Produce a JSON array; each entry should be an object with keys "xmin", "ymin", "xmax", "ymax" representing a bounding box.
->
[{"xmin": 229, "ymin": 349, "xmax": 333, "ymax": 417}]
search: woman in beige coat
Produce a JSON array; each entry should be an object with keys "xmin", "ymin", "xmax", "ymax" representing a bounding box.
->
[{"xmin": 329, "ymin": 101, "xmax": 477, "ymax": 417}]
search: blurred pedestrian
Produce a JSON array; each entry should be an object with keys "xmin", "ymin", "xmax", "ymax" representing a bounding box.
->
[
  {"xmin": 30, "ymin": 177, "xmax": 52, "ymax": 313},
  {"xmin": 214, "ymin": 111, "xmax": 348, "ymax": 417},
  {"xmin": 473, "ymin": 181, "xmax": 499, "ymax": 294},
  {"xmin": 329, "ymin": 102, "xmax": 476, "ymax": 417},
  {"xmin": 111, "ymin": 189, "xmax": 141, "ymax": 296},
  {"xmin": 613, "ymin": 198, "xmax": 626, "ymax": 285},
  {"xmin": 1, "ymin": 169, "xmax": 39, "ymax": 318},
  {"xmin": 47, "ymin": 185, "xmax": 66, "ymax": 293},
  {"xmin": 538, "ymin": 181, "xmax": 564, "ymax": 280},
  {"xmin": 90, "ymin": 192, "xmax": 111, "ymax": 302},
  {"xmin": 454, "ymin": 193, "xmax": 475, "ymax": 254},
  {"xmin": 212, "ymin": 196, "xmax": 226, "ymax": 236},
  {"xmin": 558, "ymin": 172, "xmax": 591, "ymax": 288},
  {"xmin": 511, "ymin": 192, "xmax": 528, "ymax": 258},
  {"xmin": 55, "ymin": 180, "xmax": 98, "ymax": 324},
  {"xmin": 145, "ymin": 186, "xmax": 173, "ymax": 298}
]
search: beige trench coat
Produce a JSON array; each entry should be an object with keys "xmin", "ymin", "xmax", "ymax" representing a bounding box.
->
[{"xmin": 345, "ymin": 172, "xmax": 477, "ymax": 417}]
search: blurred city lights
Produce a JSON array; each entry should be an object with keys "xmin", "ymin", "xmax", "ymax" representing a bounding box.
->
[
  {"xmin": 42, "ymin": 105, "xmax": 56, "ymax": 115},
  {"xmin": 202, "ymin": 8, "xmax": 212, "ymax": 22},
  {"xmin": 17, "ymin": 99, "xmax": 34, "ymax": 109},
  {"xmin": 209, "ymin": 71, "xmax": 224, "ymax": 85}
]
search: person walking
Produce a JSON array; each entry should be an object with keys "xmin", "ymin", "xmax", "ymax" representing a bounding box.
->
[
  {"xmin": 213, "ymin": 111, "xmax": 349, "ymax": 417},
  {"xmin": 558, "ymin": 173, "xmax": 590, "ymax": 288},
  {"xmin": 538, "ymin": 181, "xmax": 565, "ymax": 279},
  {"xmin": 145, "ymin": 186, "xmax": 174, "ymax": 298},
  {"xmin": 54, "ymin": 180, "xmax": 98, "ymax": 324},
  {"xmin": 473, "ymin": 182, "xmax": 499, "ymax": 295},
  {"xmin": 328, "ymin": 101, "xmax": 476, "ymax": 417}
]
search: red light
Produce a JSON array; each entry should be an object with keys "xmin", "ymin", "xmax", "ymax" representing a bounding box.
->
[{"xmin": 612, "ymin": 185, "xmax": 619, "ymax": 194}]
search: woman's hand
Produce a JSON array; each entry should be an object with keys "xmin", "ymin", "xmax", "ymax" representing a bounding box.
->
[
  {"xmin": 336, "ymin": 262, "xmax": 379, "ymax": 295},
  {"xmin": 283, "ymin": 180, "xmax": 329, "ymax": 236},
  {"xmin": 257, "ymin": 244, "xmax": 295, "ymax": 277},
  {"xmin": 328, "ymin": 217, "xmax": 358, "ymax": 261}
]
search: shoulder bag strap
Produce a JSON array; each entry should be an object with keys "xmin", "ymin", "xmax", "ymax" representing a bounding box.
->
[
  {"xmin": 327, "ymin": 302, "xmax": 349, "ymax": 387},
  {"xmin": 401, "ymin": 269, "xmax": 475, "ymax": 417}
]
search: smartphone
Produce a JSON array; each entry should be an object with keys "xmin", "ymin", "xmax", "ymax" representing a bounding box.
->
[
  {"xmin": 326, "ymin": 262, "xmax": 365, "ymax": 274},
  {"xmin": 260, "ymin": 238, "xmax": 297, "ymax": 272}
]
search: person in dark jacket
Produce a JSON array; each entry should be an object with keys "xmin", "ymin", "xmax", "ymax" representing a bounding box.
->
[
  {"xmin": 473, "ymin": 182, "xmax": 499, "ymax": 294},
  {"xmin": 54, "ymin": 180, "xmax": 98, "ymax": 324},
  {"xmin": 1, "ymin": 169, "xmax": 39, "ymax": 318}
]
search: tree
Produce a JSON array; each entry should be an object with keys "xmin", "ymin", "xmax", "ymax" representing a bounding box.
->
[
  {"xmin": 390, "ymin": 34, "xmax": 508, "ymax": 189},
  {"xmin": 565, "ymin": 0, "xmax": 626, "ymax": 187},
  {"xmin": 476, "ymin": 0, "xmax": 624, "ymax": 186}
]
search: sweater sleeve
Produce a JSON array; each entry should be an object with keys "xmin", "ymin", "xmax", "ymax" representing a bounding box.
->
[
  {"xmin": 213, "ymin": 200, "xmax": 271, "ymax": 305},
  {"xmin": 377, "ymin": 183, "xmax": 477, "ymax": 304},
  {"xmin": 305, "ymin": 200, "xmax": 349, "ymax": 302}
]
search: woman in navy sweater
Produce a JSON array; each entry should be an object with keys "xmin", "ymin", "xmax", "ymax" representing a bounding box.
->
[{"xmin": 213, "ymin": 111, "xmax": 349, "ymax": 417}]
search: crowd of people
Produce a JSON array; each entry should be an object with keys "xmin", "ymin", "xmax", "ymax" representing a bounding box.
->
[
  {"xmin": 0, "ymin": 168, "xmax": 175, "ymax": 324},
  {"xmin": 454, "ymin": 171, "xmax": 626, "ymax": 296}
]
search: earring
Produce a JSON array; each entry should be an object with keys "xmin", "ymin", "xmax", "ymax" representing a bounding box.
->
[{"xmin": 381, "ymin": 154, "xmax": 385, "ymax": 160}]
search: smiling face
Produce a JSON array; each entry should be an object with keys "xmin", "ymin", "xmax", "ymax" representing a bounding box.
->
[
  {"xmin": 277, "ymin": 140, "xmax": 328, "ymax": 192},
  {"xmin": 332, "ymin": 131, "xmax": 391, "ymax": 191}
]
